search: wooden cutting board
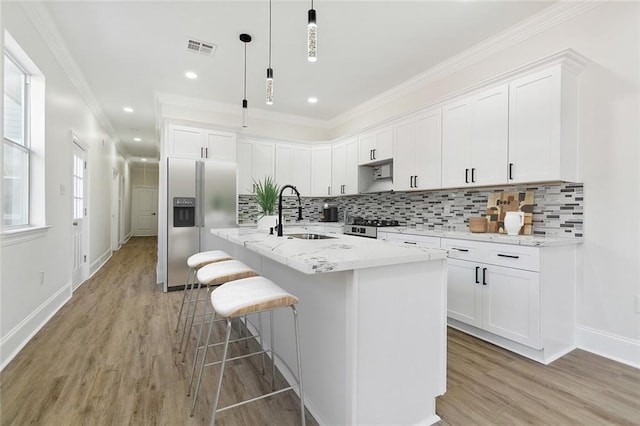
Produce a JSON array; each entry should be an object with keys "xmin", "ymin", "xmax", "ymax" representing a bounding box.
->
[{"xmin": 485, "ymin": 191, "xmax": 534, "ymax": 235}]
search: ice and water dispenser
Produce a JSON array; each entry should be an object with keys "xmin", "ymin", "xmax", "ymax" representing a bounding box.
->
[{"xmin": 173, "ymin": 197, "xmax": 195, "ymax": 227}]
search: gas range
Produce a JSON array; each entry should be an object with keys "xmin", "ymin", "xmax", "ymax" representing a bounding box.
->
[{"xmin": 343, "ymin": 218, "xmax": 400, "ymax": 239}]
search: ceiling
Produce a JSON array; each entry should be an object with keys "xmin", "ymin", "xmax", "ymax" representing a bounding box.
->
[{"xmin": 41, "ymin": 1, "xmax": 555, "ymax": 164}]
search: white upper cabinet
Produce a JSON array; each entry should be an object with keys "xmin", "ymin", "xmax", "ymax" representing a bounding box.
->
[
  {"xmin": 394, "ymin": 108, "xmax": 442, "ymax": 191},
  {"xmin": 358, "ymin": 125, "xmax": 393, "ymax": 165},
  {"xmin": 442, "ymin": 84, "xmax": 508, "ymax": 188},
  {"xmin": 275, "ymin": 144, "xmax": 311, "ymax": 196},
  {"xmin": 508, "ymin": 64, "xmax": 578, "ymax": 183},
  {"xmin": 332, "ymin": 138, "xmax": 358, "ymax": 195},
  {"xmin": 167, "ymin": 124, "xmax": 236, "ymax": 161},
  {"xmin": 311, "ymin": 146, "xmax": 332, "ymax": 197},
  {"xmin": 237, "ymin": 139, "xmax": 275, "ymax": 195}
]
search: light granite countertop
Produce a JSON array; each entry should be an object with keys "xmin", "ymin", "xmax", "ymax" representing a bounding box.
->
[
  {"xmin": 211, "ymin": 227, "xmax": 446, "ymax": 274},
  {"xmin": 379, "ymin": 227, "xmax": 583, "ymax": 247}
]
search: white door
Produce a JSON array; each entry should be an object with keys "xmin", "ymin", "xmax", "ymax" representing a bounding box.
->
[
  {"xmin": 446, "ymin": 259, "xmax": 483, "ymax": 328},
  {"xmin": 132, "ymin": 187, "xmax": 158, "ymax": 236},
  {"xmin": 111, "ymin": 169, "xmax": 120, "ymax": 251},
  {"xmin": 393, "ymin": 116, "xmax": 416, "ymax": 191},
  {"xmin": 71, "ymin": 141, "xmax": 88, "ymax": 290},
  {"xmin": 441, "ymin": 100, "xmax": 471, "ymax": 188},
  {"xmin": 415, "ymin": 108, "xmax": 442, "ymax": 190}
]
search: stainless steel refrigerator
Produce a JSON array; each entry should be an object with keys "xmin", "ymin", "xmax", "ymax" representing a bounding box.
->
[{"xmin": 166, "ymin": 157, "xmax": 237, "ymax": 291}]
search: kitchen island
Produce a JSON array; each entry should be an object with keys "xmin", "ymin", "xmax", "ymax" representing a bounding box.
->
[{"xmin": 209, "ymin": 227, "xmax": 447, "ymax": 426}]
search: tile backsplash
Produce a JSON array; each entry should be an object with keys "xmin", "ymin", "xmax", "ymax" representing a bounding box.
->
[{"xmin": 239, "ymin": 182, "xmax": 583, "ymax": 238}]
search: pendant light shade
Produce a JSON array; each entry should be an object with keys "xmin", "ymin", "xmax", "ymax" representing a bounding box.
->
[
  {"xmin": 266, "ymin": 0, "xmax": 274, "ymax": 105},
  {"xmin": 307, "ymin": 1, "xmax": 317, "ymax": 62},
  {"xmin": 240, "ymin": 33, "xmax": 251, "ymax": 128}
]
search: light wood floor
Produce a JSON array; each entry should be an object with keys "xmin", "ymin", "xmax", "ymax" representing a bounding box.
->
[{"xmin": 1, "ymin": 237, "xmax": 639, "ymax": 425}]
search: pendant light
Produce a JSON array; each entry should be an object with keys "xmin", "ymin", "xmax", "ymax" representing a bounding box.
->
[
  {"xmin": 240, "ymin": 33, "xmax": 252, "ymax": 128},
  {"xmin": 266, "ymin": 0, "xmax": 274, "ymax": 105},
  {"xmin": 307, "ymin": 0, "xmax": 317, "ymax": 62}
]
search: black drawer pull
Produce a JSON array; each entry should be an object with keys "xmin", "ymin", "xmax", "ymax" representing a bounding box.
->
[
  {"xmin": 452, "ymin": 248, "xmax": 469, "ymax": 252},
  {"xmin": 482, "ymin": 267, "xmax": 487, "ymax": 285},
  {"xmin": 475, "ymin": 266, "xmax": 479, "ymax": 284},
  {"xmin": 404, "ymin": 241, "xmax": 417, "ymax": 245},
  {"xmin": 497, "ymin": 254, "xmax": 520, "ymax": 259}
]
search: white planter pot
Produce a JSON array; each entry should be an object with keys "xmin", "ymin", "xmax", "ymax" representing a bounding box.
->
[{"xmin": 257, "ymin": 215, "xmax": 278, "ymax": 231}]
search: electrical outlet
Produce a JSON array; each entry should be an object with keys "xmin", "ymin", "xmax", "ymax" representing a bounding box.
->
[{"xmin": 39, "ymin": 271, "xmax": 44, "ymax": 285}]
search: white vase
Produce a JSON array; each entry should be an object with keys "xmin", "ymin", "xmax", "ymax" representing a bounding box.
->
[
  {"xmin": 504, "ymin": 211, "xmax": 524, "ymax": 236},
  {"xmin": 257, "ymin": 215, "xmax": 278, "ymax": 231}
]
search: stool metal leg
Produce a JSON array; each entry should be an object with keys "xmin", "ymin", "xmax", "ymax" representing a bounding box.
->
[
  {"xmin": 292, "ymin": 306, "xmax": 305, "ymax": 426},
  {"xmin": 188, "ymin": 284, "xmax": 210, "ymax": 394},
  {"xmin": 270, "ymin": 310, "xmax": 276, "ymax": 390},
  {"xmin": 180, "ymin": 280, "xmax": 203, "ymax": 358},
  {"xmin": 190, "ymin": 306, "xmax": 217, "ymax": 416},
  {"xmin": 175, "ymin": 267, "xmax": 194, "ymax": 332},
  {"xmin": 210, "ymin": 318, "xmax": 233, "ymax": 426}
]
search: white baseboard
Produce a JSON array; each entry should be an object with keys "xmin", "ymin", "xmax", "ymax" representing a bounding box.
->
[
  {"xmin": 90, "ymin": 249, "xmax": 112, "ymax": 277},
  {"xmin": 576, "ymin": 326, "xmax": 640, "ymax": 369},
  {"xmin": 0, "ymin": 283, "xmax": 72, "ymax": 371}
]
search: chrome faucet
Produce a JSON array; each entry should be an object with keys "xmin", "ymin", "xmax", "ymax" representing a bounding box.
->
[{"xmin": 277, "ymin": 185, "xmax": 303, "ymax": 236}]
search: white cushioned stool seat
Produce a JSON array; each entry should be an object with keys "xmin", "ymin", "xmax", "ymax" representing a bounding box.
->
[
  {"xmin": 211, "ymin": 276, "xmax": 299, "ymax": 318},
  {"xmin": 187, "ymin": 250, "xmax": 233, "ymax": 269},
  {"xmin": 196, "ymin": 260, "xmax": 258, "ymax": 286}
]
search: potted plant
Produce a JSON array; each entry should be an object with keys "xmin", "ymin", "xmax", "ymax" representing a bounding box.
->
[{"xmin": 254, "ymin": 176, "xmax": 280, "ymax": 230}]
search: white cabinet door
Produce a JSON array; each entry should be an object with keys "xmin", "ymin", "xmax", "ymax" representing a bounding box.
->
[
  {"xmin": 470, "ymin": 85, "xmax": 508, "ymax": 186},
  {"xmin": 237, "ymin": 140, "xmax": 275, "ymax": 195},
  {"xmin": 482, "ymin": 265, "xmax": 541, "ymax": 349},
  {"xmin": 447, "ymin": 259, "xmax": 483, "ymax": 328},
  {"xmin": 344, "ymin": 139, "xmax": 359, "ymax": 195},
  {"xmin": 311, "ymin": 146, "xmax": 332, "ymax": 196},
  {"xmin": 508, "ymin": 67, "xmax": 563, "ymax": 183},
  {"xmin": 358, "ymin": 126, "xmax": 393, "ymax": 165},
  {"xmin": 441, "ymin": 100, "xmax": 471, "ymax": 188},
  {"xmin": 332, "ymin": 143, "xmax": 346, "ymax": 195},
  {"xmin": 168, "ymin": 125, "xmax": 205, "ymax": 159},
  {"xmin": 205, "ymin": 130, "xmax": 236, "ymax": 162},
  {"xmin": 393, "ymin": 116, "xmax": 415, "ymax": 191},
  {"xmin": 292, "ymin": 147, "xmax": 311, "ymax": 196},
  {"xmin": 414, "ymin": 108, "xmax": 442, "ymax": 190},
  {"xmin": 252, "ymin": 141, "xmax": 275, "ymax": 184},
  {"xmin": 237, "ymin": 140, "xmax": 254, "ymax": 195},
  {"xmin": 275, "ymin": 144, "xmax": 294, "ymax": 190}
]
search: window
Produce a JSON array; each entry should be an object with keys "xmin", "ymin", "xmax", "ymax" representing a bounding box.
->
[
  {"xmin": 3, "ymin": 54, "xmax": 30, "ymax": 228},
  {"xmin": 73, "ymin": 151, "xmax": 84, "ymax": 220}
]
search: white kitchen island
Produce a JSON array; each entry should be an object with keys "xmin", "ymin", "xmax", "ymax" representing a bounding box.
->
[{"xmin": 209, "ymin": 227, "xmax": 447, "ymax": 426}]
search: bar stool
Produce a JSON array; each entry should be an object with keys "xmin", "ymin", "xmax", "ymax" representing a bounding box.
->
[
  {"xmin": 192, "ymin": 276, "xmax": 305, "ymax": 426},
  {"xmin": 187, "ymin": 260, "xmax": 259, "ymax": 390},
  {"xmin": 176, "ymin": 250, "xmax": 233, "ymax": 354}
]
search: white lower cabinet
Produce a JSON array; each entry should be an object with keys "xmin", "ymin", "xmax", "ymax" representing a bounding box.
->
[{"xmin": 443, "ymin": 238, "xmax": 576, "ymax": 364}]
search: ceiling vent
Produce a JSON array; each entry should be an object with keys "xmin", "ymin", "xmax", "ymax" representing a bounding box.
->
[{"xmin": 187, "ymin": 38, "xmax": 217, "ymax": 56}]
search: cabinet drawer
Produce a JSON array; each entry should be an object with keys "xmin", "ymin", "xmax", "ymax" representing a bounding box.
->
[
  {"xmin": 442, "ymin": 239, "xmax": 483, "ymax": 262},
  {"xmin": 485, "ymin": 243, "xmax": 539, "ymax": 271},
  {"xmin": 385, "ymin": 232, "xmax": 441, "ymax": 249}
]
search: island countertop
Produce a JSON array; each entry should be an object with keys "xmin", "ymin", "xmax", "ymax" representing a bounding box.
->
[{"xmin": 211, "ymin": 227, "xmax": 447, "ymax": 274}]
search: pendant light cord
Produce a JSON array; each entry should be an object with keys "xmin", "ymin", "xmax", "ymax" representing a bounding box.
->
[
  {"xmin": 268, "ymin": 0, "xmax": 272, "ymax": 67},
  {"xmin": 243, "ymin": 42, "xmax": 247, "ymax": 99}
]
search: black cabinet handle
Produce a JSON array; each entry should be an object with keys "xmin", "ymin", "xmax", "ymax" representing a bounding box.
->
[
  {"xmin": 465, "ymin": 168, "xmax": 469, "ymax": 183},
  {"xmin": 414, "ymin": 175, "xmax": 418, "ymax": 187},
  {"xmin": 509, "ymin": 163, "xmax": 514, "ymax": 180},
  {"xmin": 328, "ymin": 186, "xmax": 331, "ymax": 195},
  {"xmin": 404, "ymin": 241, "xmax": 417, "ymax": 245},
  {"xmin": 471, "ymin": 168, "xmax": 476, "ymax": 183},
  {"xmin": 452, "ymin": 248, "xmax": 469, "ymax": 252},
  {"xmin": 370, "ymin": 149, "xmax": 373, "ymax": 161},
  {"xmin": 200, "ymin": 147, "xmax": 204, "ymax": 158},
  {"xmin": 475, "ymin": 266, "xmax": 480, "ymax": 284},
  {"xmin": 205, "ymin": 147, "xmax": 208, "ymax": 158},
  {"xmin": 373, "ymin": 149, "xmax": 376, "ymax": 160},
  {"xmin": 409, "ymin": 176, "xmax": 413, "ymax": 188},
  {"xmin": 497, "ymin": 253, "xmax": 520, "ymax": 259},
  {"xmin": 482, "ymin": 268, "xmax": 487, "ymax": 285}
]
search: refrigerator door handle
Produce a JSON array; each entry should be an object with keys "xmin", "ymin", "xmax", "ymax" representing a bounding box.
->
[{"xmin": 195, "ymin": 161, "xmax": 204, "ymax": 227}]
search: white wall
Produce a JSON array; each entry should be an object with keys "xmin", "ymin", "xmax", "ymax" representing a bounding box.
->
[
  {"xmin": 333, "ymin": 2, "xmax": 640, "ymax": 365},
  {"xmin": 0, "ymin": 3, "xmax": 130, "ymax": 369}
]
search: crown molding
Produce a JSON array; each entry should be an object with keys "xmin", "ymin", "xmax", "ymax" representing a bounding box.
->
[
  {"xmin": 18, "ymin": 2, "xmax": 124, "ymax": 154},
  {"xmin": 155, "ymin": 92, "xmax": 332, "ymax": 130},
  {"xmin": 329, "ymin": 0, "xmax": 604, "ymax": 128}
]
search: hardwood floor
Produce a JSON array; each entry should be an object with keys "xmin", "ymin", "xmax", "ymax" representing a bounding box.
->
[{"xmin": 1, "ymin": 236, "xmax": 639, "ymax": 425}]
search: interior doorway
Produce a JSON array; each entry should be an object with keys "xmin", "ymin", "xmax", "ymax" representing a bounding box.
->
[
  {"xmin": 132, "ymin": 186, "xmax": 158, "ymax": 236},
  {"xmin": 71, "ymin": 136, "xmax": 89, "ymax": 291},
  {"xmin": 111, "ymin": 168, "xmax": 121, "ymax": 251}
]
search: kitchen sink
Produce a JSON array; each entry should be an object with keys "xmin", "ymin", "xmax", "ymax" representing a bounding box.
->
[{"xmin": 286, "ymin": 233, "xmax": 336, "ymax": 240}]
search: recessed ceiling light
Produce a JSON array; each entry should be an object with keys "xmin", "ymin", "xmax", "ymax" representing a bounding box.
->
[
  {"xmin": 185, "ymin": 71, "xmax": 198, "ymax": 79},
  {"xmin": 141, "ymin": 158, "xmax": 147, "ymax": 162},
  {"xmin": 133, "ymin": 137, "xmax": 142, "ymax": 142},
  {"xmin": 307, "ymin": 97, "xmax": 318, "ymax": 104},
  {"xmin": 123, "ymin": 106, "xmax": 134, "ymax": 113}
]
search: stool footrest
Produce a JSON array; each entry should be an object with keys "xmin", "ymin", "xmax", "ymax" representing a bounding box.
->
[
  {"xmin": 203, "ymin": 348, "xmax": 270, "ymax": 369},
  {"xmin": 216, "ymin": 384, "xmax": 299, "ymax": 414}
]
